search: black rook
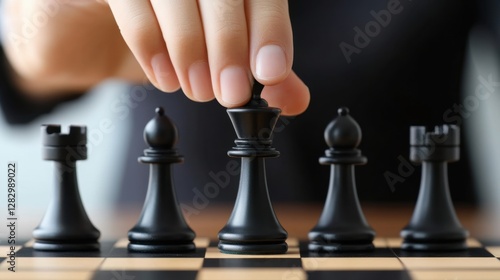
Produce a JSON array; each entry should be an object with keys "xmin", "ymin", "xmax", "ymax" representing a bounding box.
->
[
  {"xmin": 401, "ymin": 125, "xmax": 468, "ymax": 251},
  {"xmin": 33, "ymin": 125, "xmax": 100, "ymax": 251}
]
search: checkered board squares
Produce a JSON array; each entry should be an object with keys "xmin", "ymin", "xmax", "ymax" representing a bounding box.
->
[
  {"xmin": 1, "ymin": 238, "xmax": 500, "ymax": 280},
  {"xmin": 486, "ymin": 246, "xmax": 500, "ymax": 257}
]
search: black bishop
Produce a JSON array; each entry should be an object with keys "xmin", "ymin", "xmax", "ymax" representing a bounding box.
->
[
  {"xmin": 128, "ymin": 107, "xmax": 195, "ymax": 253},
  {"xmin": 309, "ymin": 107, "xmax": 375, "ymax": 252}
]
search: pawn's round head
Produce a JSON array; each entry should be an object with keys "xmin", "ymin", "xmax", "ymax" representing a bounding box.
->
[
  {"xmin": 324, "ymin": 107, "xmax": 362, "ymax": 149},
  {"xmin": 143, "ymin": 107, "xmax": 178, "ymax": 149}
]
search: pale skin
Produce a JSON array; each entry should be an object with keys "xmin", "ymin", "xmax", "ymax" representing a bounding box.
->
[{"xmin": 2, "ymin": 0, "xmax": 310, "ymax": 116}]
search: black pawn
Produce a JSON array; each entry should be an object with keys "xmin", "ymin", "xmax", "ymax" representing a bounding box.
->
[
  {"xmin": 401, "ymin": 125, "xmax": 468, "ymax": 251},
  {"xmin": 308, "ymin": 108, "xmax": 375, "ymax": 252},
  {"xmin": 128, "ymin": 107, "xmax": 195, "ymax": 253},
  {"xmin": 33, "ymin": 125, "xmax": 100, "ymax": 251},
  {"xmin": 218, "ymin": 81, "xmax": 287, "ymax": 254}
]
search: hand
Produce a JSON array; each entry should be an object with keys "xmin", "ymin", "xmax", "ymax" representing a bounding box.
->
[
  {"xmin": 3, "ymin": 0, "xmax": 309, "ymax": 115},
  {"xmin": 105, "ymin": 0, "xmax": 309, "ymax": 115}
]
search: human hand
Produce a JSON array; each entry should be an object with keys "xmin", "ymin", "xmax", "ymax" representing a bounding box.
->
[{"xmin": 105, "ymin": 0, "xmax": 310, "ymax": 115}]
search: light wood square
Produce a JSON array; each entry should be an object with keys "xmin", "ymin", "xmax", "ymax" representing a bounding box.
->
[
  {"xmin": 410, "ymin": 270, "xmax": 500, "ymax": 280},
  {"xmin": 0, "ymin": 245, "xmax": 22, "ymax": 255},
  {"xmin": 373, "ymin": 237, "xmax": 387, "ymax": 248},
  {"xmin": 114, "ymin": 238, "xmax": 129, "ymax": 248},
  {"xmin": 486, "ymin": 246, "xmax": 500, "ymax": 257},
  {"xmin": 400, "ymin": 257, "xmax": 500, "ymax": 269},
  {"xmin": 197, "ymin": 268, "xmax": 306, "ymax": 280},
  {"xmin": 387, "ymin": 237, "xmax": 402, "ymax": 248},
  {"xmin": 0, "ymin": 257, "xmax": 103, "ymax": 271},
  {"xmin": 100, "ymin": 257, "xmax": 203, "ymax": 270},
  {"xmin": 0, "ymin": 271, "xmax": 92, "ymax": 280},
  {"xmin": 194, "ymin": 237, "xmax": 210, "ymax": 248},
  {"xmin": 205, "ymin": 247, "xmax": 300, "ymax": 259},
  {"xmin": 23, "ymin": 240, "xmax": 35, "ymax": 247},
  {"xmin": 302, "ymin": 257, "xmax": 403, "ymax": 270},
  {"xmin": 287, "ymin": 238, "xmax": 299, "ymax": 247},
  {"xmin": 466, "ymin": 238, "xmax": 482, "ymax": 247}
]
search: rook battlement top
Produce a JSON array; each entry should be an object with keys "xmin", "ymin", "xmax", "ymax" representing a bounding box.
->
[
  {"xmin": 410, "ymin": 125, "xmax": 459, "ymax": 147},
  {"xmin": 41, "ymin": 125, "xmax": 87, "ymax": 146}
]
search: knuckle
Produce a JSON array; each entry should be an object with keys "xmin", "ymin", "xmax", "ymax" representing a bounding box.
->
[
  {"xmin": 212, "ymin": 0, "xmax": 244, "ymax": 16},
  {"xmin": 214, "ymin": 20, "xmax": 246, "ymax": 39},
  {"xmin": 254, "ymin": 3, "xmax": 288, "ymax": 24},
  {"xmin": 169, "ymin": 33, "xmax": 205, "ymax": 54},
  {"xmin": 118, "ymin": 14, "xmax": 156, "ymax": 42},
  {"xmin": 209, "ymin": 0, "xmax": 246, "ymax": 35}
]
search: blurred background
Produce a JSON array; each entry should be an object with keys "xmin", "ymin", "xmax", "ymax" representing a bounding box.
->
[{"xmin": 0, "ymin": 0, "xmax": 499, "ymax": 240}]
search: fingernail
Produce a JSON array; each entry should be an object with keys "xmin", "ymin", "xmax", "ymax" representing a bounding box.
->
[
  {"xmin": 188, "ymin": 62, "xmax": 213, "ymax": 101},
  {"xmin": 255, "ymin": 45, "xmax": 287, "ymax": 81},
  {"xmin": 151, "ymin": 53, "xmax": 179, "ymax": 92},
  {"xmin": 220, "ymin": 66, "xmax": 250, "ymax": 105}
]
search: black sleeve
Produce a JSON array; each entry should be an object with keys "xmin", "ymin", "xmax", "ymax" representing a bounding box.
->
[{"xmin": 0, "ymin": 47, "xmax": 84, "ymax": 125}]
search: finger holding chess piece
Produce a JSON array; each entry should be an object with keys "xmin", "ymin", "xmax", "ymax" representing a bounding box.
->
[{"xmin": 218, "ymin": 81, "xmax": 288, "ymax": 254}]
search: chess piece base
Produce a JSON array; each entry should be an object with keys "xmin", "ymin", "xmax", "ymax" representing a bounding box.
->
[
  {"xmin": 33, "ymin": 240, "xmax": 99, "ymax": 251},
  {"xmin": 128, "ymin": 242, "xmax": 195, "ymax": 253},
  {"xmin": 401, "ymin": 240, "xmax": 467, "ymax": 251},
  {"xmin": 308, "ymin": 241, "xmax": 374, "ymax": 252},
  {"xmin": 218, "ymin": 241, "xmax": 287, "ymax": 255},
  {"xmin": 401, "ymin": 228, "xmax": 468, "ymax": 251}
]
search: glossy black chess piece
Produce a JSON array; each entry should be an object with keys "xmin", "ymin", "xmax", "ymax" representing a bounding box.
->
[
  {"xmin": 128, "ymin": 107, "xmax": 195, "ymax": 253},
  {"xmin": 218, "ymin": 82, "xmax": 288, "ymax": 254},
  {"xmin": 401, "ymin": 125, "xmax": 468, "ymax": 251},
  {"xmin": 308, "ymin": 108, "xmax": 375, "ymax": 252},
  {"xmin": 33, "ymin": 125, "xmax": 100, "ymax": 251}
]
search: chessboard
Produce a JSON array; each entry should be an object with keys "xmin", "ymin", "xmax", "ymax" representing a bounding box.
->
[{"xmin": 2, "ymin": 237, "xmax": 500, "ymax": 280}]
